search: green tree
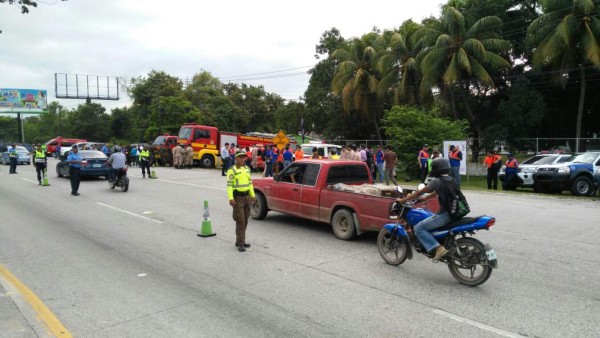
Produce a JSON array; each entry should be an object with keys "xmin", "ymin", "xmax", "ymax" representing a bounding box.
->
[
  {"xmin": 414, "ymin": 5, "xmax": 512, "ymax": 136},
  {"xmin": 382, "ymin": 105, "xmax": 468, "ymax": 177},
  {"xmin": 527, "ymin": 0, "xmax": 600, "ymax": 144},
  {"xmin": 110, "ymin": 106, "xmax": 134, "ymax": 141},
  {"xmin": 66, "ymin": 100, "xmax": 111, "ymax": 141},
  {"xmin": 331, "ymin": 32, "xmax": 385, "ymax": 141}
]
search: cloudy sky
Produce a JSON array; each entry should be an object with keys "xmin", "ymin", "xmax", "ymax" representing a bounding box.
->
[{"xmin": 1, "ymin": 0, "xmax": 446, "ymax": 112}]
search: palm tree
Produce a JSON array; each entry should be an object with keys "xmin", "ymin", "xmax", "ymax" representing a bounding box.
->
[
  {"xmin": 413, "ymin": 5, "xmax": 512, "ymax": 136},
  {"xmin": 377, "ymin": 21, "xmax": 425, "ymax": 106},
  {"xmin": 331, "ymin": 32, "xmax": 384, "ymax": 141},
  {"xmin": 527, "ymin": 0, "xmax": 600, "ymax": 149}
]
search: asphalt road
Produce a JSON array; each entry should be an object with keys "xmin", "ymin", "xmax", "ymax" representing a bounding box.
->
[{"xmin": 1, "ymin": 159, "xmax": 599, "ymax": 337}]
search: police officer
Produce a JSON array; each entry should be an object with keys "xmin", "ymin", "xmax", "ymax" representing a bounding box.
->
[
  {"xmin": 8, "ymin": 143, "xmax": 18, "ymax": 174},
  {"xmin": 32, "ymin": 144, "xmax": 47, "ymax": 185},
  {"xmin": 67, "ymin": 145, "xmax": 83, "ymax": 196},
  {"xmin": 139, "ymin": 146, "xmax": 151, "ymax": 178},
  {"xmin": 227, "ymin": 150, "xmax": 256, "ymax": 252}
]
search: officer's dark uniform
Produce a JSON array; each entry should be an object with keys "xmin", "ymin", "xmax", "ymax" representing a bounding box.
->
[
  {"xmin": 8, "ymin": 145, "xmax": 18, "ymax": 174},
  {"xmin": 139, "ymin": 148, "xmax": 151, "ymax": 178},
  {"xmin": 33, "ymin": 147, "xmax": 47, "ymax": 185},
  {"xmin": 227, "ymin": 151, "xmax": 256, "ymax": 252}
]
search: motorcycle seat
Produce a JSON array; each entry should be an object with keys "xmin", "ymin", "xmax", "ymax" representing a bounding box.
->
[{"xmin": 435, "ymin": 216, "xmax": 484, "ymax": 231}]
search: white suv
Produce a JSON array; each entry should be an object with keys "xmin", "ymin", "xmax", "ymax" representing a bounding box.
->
[
  {"xmin": 300, "ymin": 143, "xmax": 342, "ymax": 159},
  {"xmin": 499, "ymin": 154, "xmax": 571, "ymax": 187}
]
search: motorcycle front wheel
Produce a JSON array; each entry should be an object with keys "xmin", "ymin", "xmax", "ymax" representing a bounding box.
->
[
  {"xmin": 447, "ymin": 237, "xmax": 493, "ymax": 286},
  {"xmin": 109, "ymin": 180, "xmax": 115, "ymax": 189},
  {"xmin": 377, "ymin": 228, "xmax": 407, "ymax": 265}
]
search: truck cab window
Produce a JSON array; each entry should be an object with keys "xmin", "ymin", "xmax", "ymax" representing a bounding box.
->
[
  {"xmin": 178, "ymin": 128, "xmax": 192, "ymax": 140},
  {"xmin": 193, "ymin": 129, "xmax": 210, "ymax": 140},
  {"xmin": 279, "ymin": 163, "xmax": 307, "ymax": 184},
  {"xmin": 327, "ymin": 165, "xmax": 369, "ymax": 184}
]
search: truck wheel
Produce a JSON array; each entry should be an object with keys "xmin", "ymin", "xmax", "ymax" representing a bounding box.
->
[
  {"xmin": 533, "ymin": 182, "xmax": 548, "ymax": 194},
  {"xmin": 331, "ymin": 209, "xmax": 357, "ymax": 241},
  {"xmin": 250, "ymin": 192, "xmax": 268, "ymax": 220},
  {"xmin": 200, "ymin": 155, "xmax": 214, "ymax": 168},
  {"xmin": 571, "ymin": 176, "xmax": 594, "ymax": 196}
]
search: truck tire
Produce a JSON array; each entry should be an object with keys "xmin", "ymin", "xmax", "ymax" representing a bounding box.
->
[
  {"xmin": 571, "ymin": 176, "xmax": 594, "ymax": 196},
  {"xmin": 250, "ymin": 192, "xmax": 268, "ymax": 220},
  {"xmin": 200, "ymin": 155, "xmax": 214, "ymax": 168},
  {"xmin": 331, "ymin": 209, "xmax": 357, "ymax": 241}
]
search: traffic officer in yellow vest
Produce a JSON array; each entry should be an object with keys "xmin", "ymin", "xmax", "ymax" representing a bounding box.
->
[
  {"xmin": 139, "ymin": 146, "xmax": 151, "ymax": 178},
  {"xmin": 32, "ymin": 144, "xmax": 47, "ymax": 185},
  {"xmin": 227, "ymin": 150, "xmax": 256, "ymax": 252}
]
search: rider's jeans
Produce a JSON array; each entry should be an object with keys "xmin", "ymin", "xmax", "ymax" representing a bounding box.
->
[{"xmin": 414, "ymin": 211, "xmax": 451, "ymax": 253}]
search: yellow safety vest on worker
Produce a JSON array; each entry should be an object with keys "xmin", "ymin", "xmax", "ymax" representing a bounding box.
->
[
  {"xmin": 226, "ymin": 165, "xmax": 255, "ymax": 200},
  {"xmin": 34, "ymin": 150, "xmax": 46, "ymax": 163},
  {"xmin": 139, "ymin": 150, "xmax": 150, "ymax": 161}
]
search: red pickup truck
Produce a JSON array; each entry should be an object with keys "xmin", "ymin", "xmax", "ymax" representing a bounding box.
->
[{"xmin": 250, "ymin": 160, "xmax": 439, "ymax": 240}]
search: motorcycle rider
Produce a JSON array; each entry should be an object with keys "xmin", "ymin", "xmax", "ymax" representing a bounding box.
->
[
  {"xmin": 396, "ymin": 157, "xmax": 463, "ymax": 262},
  {"xmin": 107, "ymin": 146, "xmax": 127, "ymax": 182}
]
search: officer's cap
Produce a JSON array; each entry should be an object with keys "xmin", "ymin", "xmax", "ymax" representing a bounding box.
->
[{"xmin": 235, "ymin": 150, "xmax": 247, "ymax": 157}]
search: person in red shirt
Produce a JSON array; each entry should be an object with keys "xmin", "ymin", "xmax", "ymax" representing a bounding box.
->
[{"xmin": 483, "ymin": 150, "xmax": 502, "ymax": 190}]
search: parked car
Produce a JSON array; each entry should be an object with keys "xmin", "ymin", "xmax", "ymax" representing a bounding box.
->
[
  {"xmin": 60, "ymin": 142, "xmax": 106, "ymax": 156},
  {"xmin": 499, "ymin": 154, "xmax": 571, "ymax": 188},
  {"xmin": 300, "ymin": 143, "xmax": 342, "ymax": 159},
  {"xmin": 56, "ymin": 150, "xmax": 110, "ymax": 178},
  {"xmin": 1, "ymin": 146, "xmax": 31, "ymax": 165},
  {"xmin": 45, "ymin": 137, "xmax": 87, "ymax": 156},
  {"xmin": 532, "ymin": 152, "xmax": 600, "ymax": 196}
]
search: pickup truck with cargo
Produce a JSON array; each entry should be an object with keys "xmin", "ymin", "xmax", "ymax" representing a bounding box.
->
[{"xmin": 250, "ymin": 160, "xmax": 439, "ymax": 240}]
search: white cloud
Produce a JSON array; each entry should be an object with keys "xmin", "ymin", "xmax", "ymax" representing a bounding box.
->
[{"xmin": 0, "ymin": 0, "xmax": 445, "ymax": 112}]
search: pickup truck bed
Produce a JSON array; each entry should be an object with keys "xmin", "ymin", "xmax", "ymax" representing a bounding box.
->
[{"xmin": 250, "ymin": 160, "xmax": 439, "ymax": 240}]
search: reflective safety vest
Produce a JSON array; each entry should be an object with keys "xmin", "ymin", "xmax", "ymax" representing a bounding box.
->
[
  {"xmin": 8, "ymin": 148, "xmax": 18, "ymax": 158},
  {"xmin": 419, "ymin": 149, "xmax": 429, "ymax": 166},
  {"xmin": 34, "ymin": 150, "xmax": 46, "ymax": 163},
  {"xmin": 330, "ymin": 154, "xmax": 340, "ymax": 160},
  {"xmin": 505, "ymin": 158, "xmax": 519, "ymax": 173},
  {"xmin": 226, "ymin": 165, "xmax": 255, "ymax": 200},
  {"xmin": 139, "ymin": 150, "xmax": 150, "ymax": 161}
]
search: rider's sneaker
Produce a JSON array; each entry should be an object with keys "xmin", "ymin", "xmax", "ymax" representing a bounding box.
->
[{"xmin": 432, "ymin": 245, "xmax": 449, "ymax": 263}]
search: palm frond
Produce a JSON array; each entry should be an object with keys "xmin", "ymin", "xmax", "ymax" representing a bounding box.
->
[
  {"xmin": 456, "ymin": 48, "xmax": 472, "ymax": 74},
  {"xmin": 469, "ymin": 56, "xmax": 493, "ymax": 86},
  {"xmin": 582, "ymin": 23, "xmax": 600, "ymax": 65},
  {"xmin": 331, "ymin": 49, "xmax": 352, "ymax": 62},
  {"xmin": 442, "ymin": 6, "xmax": 466, "ymax": 37},
  {"xmin": 443, "ymin": 53, "xmax": 461, "ymax": 84},
  {"xmin": 484, "ymin": 52, "xmax": 512, "ymax": 71},
  {"xmin": 466, "ymin": 16, "xmax": 503, "ymax": 39},
  {"xmin": 480, "ymin": 39, "xmax": 511, "ymax": 54},
  {"xmin": 363, "ymin": 46, "xmax": 378, "ymax": 64},
  {"xmin": 463, "ymin": 38, "xmax": 486, "ymax": 60}
]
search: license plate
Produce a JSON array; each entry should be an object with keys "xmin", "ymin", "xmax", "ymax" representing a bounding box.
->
[
  {"xmin": 486, "ymin": 249, "xmax": 497, "ymax": 261},
  {"xmin": 93, "ymin": 164, "xmax": 101, "ymax": 167}
]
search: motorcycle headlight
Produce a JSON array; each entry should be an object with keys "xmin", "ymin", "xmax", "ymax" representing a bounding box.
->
[{"xmin": 557, "ymin": 166, "xmax": 570, "ymax": 174}]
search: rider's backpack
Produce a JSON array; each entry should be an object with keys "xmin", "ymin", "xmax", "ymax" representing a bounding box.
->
[{"xmin": 448, "ymin": 186, "xmax": 470, "ymax": 220}]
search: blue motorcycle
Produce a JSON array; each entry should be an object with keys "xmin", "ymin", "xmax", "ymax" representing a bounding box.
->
[{"xmin": 377, "ymin": 189, "xmax": 498, "ymax": 286}]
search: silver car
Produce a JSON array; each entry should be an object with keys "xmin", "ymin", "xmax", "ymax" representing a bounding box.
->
[
  {"xmin": 499, "ymin": 154, "xmax": 571, "ymax": 187},
  {"xmin": 0, "ymin": 146, "xmax": 31, "ymax": 165}
]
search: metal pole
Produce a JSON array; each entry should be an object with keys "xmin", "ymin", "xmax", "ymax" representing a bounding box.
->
[{"xmin": 536, "ymin": 138, "xmax": 538, "ymax": 154}]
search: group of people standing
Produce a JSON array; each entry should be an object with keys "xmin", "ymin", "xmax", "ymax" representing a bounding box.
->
[{"xmin": 171, "ymin": 144, "xmax": 194, "ymax": 169}]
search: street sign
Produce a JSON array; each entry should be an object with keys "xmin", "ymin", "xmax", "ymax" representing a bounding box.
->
[{"xmin": 272, "ymin": 130, "xmax": 289, "ymax": 150}]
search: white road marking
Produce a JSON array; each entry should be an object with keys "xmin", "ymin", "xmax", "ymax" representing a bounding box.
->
[
  {"xmin": 433, "ymin": 309, "xmax": 522, "ymax": 338},
  {"xmin": 137, "ymin": 273, "xmax": 147, "ymax": 277},
  {"xmin": 21, "ymin": 178, "xmax": 38, "ymax": 184},
  {"xmin": 152, "ymin": 178, "xmax": 226, "ymax": 191},
  {"xmin": 96, "ymin": 202, "xmax": 164, "ymax": 224}
]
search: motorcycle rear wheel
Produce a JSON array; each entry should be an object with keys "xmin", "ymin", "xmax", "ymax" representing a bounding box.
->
[
  {"xmin": 447, "ymin": 237, "xmax": 493, "ymax": 286},
  {"xmin": 377, "ymin": 228, "xmax": 407, "ymax": 265},
  {"xmin": 121, "ymin": 177, "xmax": 129, "ymax": 192}
]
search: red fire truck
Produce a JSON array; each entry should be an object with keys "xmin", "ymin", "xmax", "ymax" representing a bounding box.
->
[{"xmin": 177, "ymin": 124, "xmax": 296, "ymax": 168}]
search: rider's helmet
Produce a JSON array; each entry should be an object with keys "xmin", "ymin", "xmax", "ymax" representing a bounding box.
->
[
  {"xmin": 113, "ymin": 146, "xmax": 121, "ymax": 153},
  {"xmin": 429, "ymin": 157, "xmax": 451, "ymax": 177}
]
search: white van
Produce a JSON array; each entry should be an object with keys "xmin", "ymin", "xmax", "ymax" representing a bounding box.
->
[{"xmin": 300, "ymin": 143, "xmax": 342, "ymax": 159}]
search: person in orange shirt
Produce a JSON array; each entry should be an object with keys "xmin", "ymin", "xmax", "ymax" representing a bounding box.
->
[
  {"xmin": 294, "ymin": 145, "xmax": 304, "ymax": 161},
  {"xmin": 483, "ymin": 150, "xmax": 502, "ymax": 190}
]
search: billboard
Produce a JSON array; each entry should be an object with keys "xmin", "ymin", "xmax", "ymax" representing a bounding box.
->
[{"xmin": 0, "ymin": 88, "xmax": 48, "ymax": 113}]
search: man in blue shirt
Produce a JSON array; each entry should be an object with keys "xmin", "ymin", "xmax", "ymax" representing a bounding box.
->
[
  {"xmin": 67, "ymin": 145, "xmax": 83, "ymax": 196},
  {"xmin": 375, "ymin": 145, "xmax": 385, "ymax": 183},
  {"xmin": 263, "ymin": 145, "xmax": 274, "ymax": 177},
  {"xmin": 282, "ymin": 146, "xmax": 293, "ymax": 169},
  {"xmin": 8, "ymin": 144, "xmax": 18, "ymax": 174},
  {"xmin": 101, "ymin": 144, "xmax": 109, "ymax": 156}
]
